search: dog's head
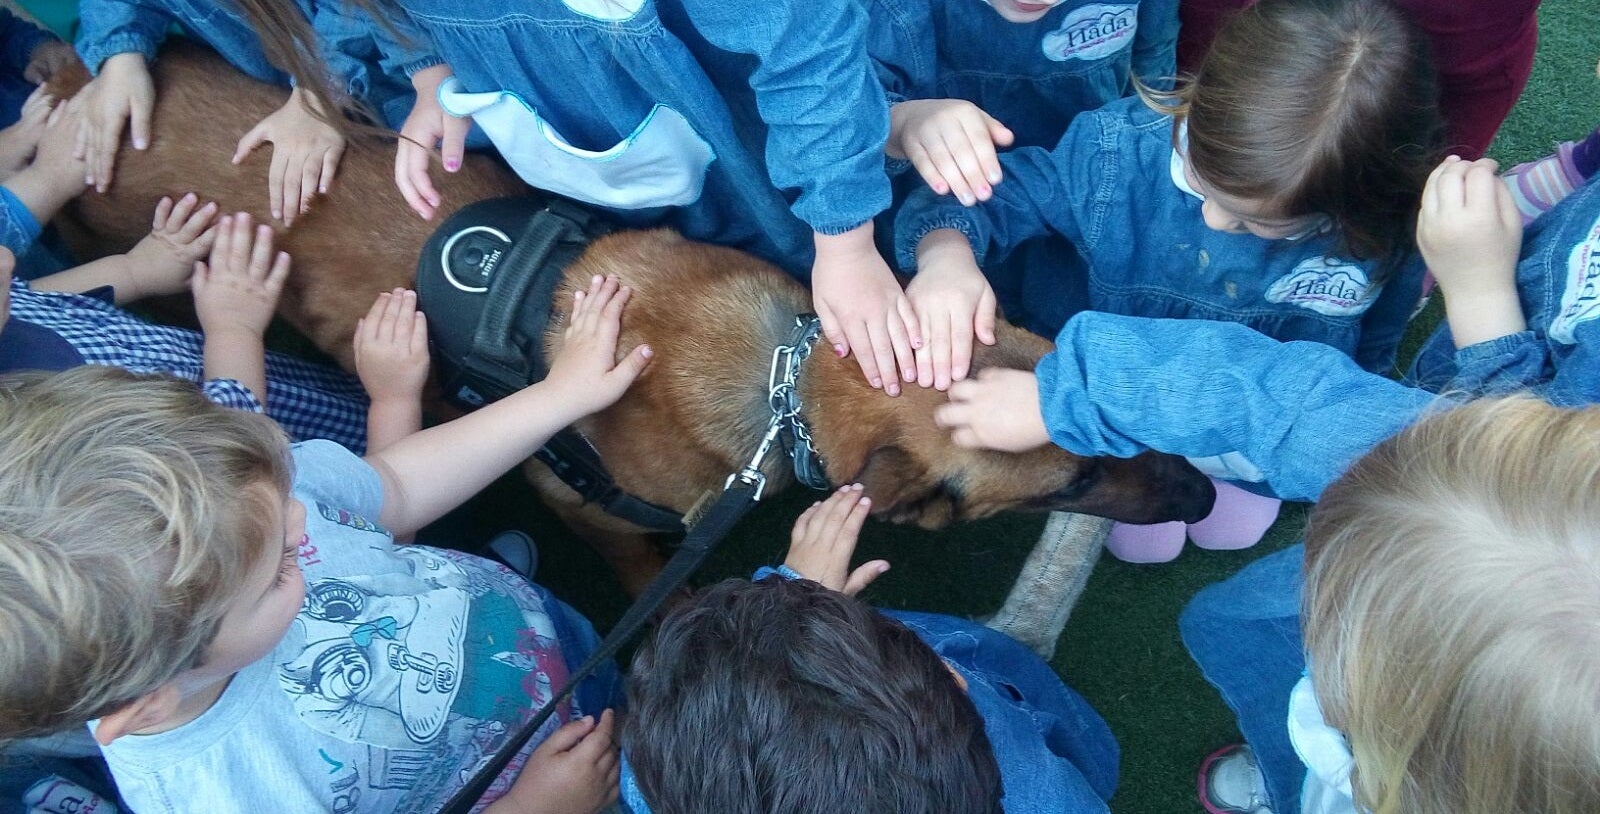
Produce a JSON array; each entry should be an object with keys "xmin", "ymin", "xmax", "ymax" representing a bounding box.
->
[{"xmin": 802, "ymin": 324, "xmax": 1216, "ymax": 529}]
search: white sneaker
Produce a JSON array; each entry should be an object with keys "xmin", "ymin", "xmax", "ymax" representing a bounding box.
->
[{"xmin": 1199, "ymin": 744, "xmax": 1274, "ymax": 814}]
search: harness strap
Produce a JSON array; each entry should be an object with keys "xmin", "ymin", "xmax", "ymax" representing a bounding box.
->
[
  {"xmin": 435, "ymin": 479, "xmax": 763, "ymax": 814},
  {"xmin": 459, "ymin": 211, "xmax": 580, "ymax": 394},
  {"xmin": 535, "ymin": 429, "xmax": 685, "ymax": 532}
]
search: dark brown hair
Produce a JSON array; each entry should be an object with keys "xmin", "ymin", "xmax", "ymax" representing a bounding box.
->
[
  {"xmin": 1148, "ymin": 0, "xmax": 1444, "ymax": 273},
  {"xmin": 624, "ymin": 577, "xmax": 1002, "ymax": 814}
]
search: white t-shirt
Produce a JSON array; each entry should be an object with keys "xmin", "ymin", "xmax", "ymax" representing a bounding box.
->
[
  {"xmin": 1289, "ymin": 675, "xmax": 1359, "ymax": 814},
  {"xmin": 96, "ymin": 441, "xmax": 586, "ymax": 813}
]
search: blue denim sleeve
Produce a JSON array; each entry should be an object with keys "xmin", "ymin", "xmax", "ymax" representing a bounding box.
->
[
  {"xmin": 1352, "ymin": 254, "xmax": 1425, "ymax": 373},
  {"xmin": 76, "ymin": 0, "xmax": 171, "ymax": 74},
  {"xmin": 311, "ymin": 0, "xmax": 438, "ymax": 98},
  {"xmin": 1448, "ymin": 323, "xmax": 1600, "ymax": 408},
  {"xmin": 1131, "ymin": 0, "xmax": 1178, "ymax": 87},
  {"xmin": 1035, "ymin": 312, "xmax": 1439, "ymax": 501},
  {"xmin": 893, "ymin": 127, "xmax": 1097, "ymax": 272},
  {"xmin": 0, "ymin": 185, "xmax": 41, "ymax": 256},
  {"xmin": 0, "ymin": 9, "xmax": 57, "ymax": 76},
  {"xmin": 678, "ymin": 0, "xmax": 891, "ymax": 234}
]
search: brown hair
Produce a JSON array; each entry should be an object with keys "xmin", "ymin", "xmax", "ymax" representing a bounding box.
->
[
  {"xmin": 1304, "ymin": 397, "xmax": 1600, "ymax": 814},
  {"xmin": 1144, "ymin": 0, "xmax": 1444, "ymax": 272},
  {"xmin": 0, "ymin": 368, "xmax": 291, "ymax": 739}
]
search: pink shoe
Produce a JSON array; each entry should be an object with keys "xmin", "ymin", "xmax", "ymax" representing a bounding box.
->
[
  {"xmin": 1186, "ymin": 479, "xmax": 1281, "ymax": 551},
  {"xmin": 1106, "ymin": 520, "xmax": 1186, "ymax": 563},
  {"xmin": 1504, "ymin": 141, "xmax": 1584, "ymax": 225}
]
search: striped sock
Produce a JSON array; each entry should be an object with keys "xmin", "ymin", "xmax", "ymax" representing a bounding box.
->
[{"xmin": 1504, "ymin": 141, "xmax": 1585, "ymax": 225}]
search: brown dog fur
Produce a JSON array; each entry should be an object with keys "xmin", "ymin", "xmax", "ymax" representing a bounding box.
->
[{"xmin": 56, "ymin": 45, "xmax": 1213, "ymax": 594}]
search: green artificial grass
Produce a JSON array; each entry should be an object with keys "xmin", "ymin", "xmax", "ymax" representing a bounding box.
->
[{"xmin": 24, "ymin": 0, "xmax": 1597, "ymax": 807}]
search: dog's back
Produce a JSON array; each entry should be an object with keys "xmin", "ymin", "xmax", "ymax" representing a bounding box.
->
[{"xmin": 58, "ymin": 42, "xmax": 524, "ymax": 368}]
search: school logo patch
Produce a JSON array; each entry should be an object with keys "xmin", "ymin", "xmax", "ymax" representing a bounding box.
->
[
  {"xmin": 1264, "ymin": 257, "xmax": 1377, "ymax": 316},
  {"xmin": 1550, "ymin": 215, "xmax": 1600, "ymax": 344},
  {"xmin": 1042, "ymin": 4, "xmax": 1138, "ymax": 63},
  {"xmin": 317, "ymin": 501, "xmax": 386, "ymax": 535}
]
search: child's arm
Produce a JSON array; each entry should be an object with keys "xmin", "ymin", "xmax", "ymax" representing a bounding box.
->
[
  {"xmin": 353, "ymin": 288, "xmax": 429, "ymax": 453},
  {"xmin": 30, "ymin": 193, "xmax": 218, "ymax": 304},
  {"xmin": 395, "ymin": 63, "xmax": 472, "ymax": 221},
  {"xmin": 780, "ymin": 483, "xmax": 890, "ymax": 596},
  {"xmin": 1417, "ymin": 155, "xmax": 1526, "ymax": 349},
  {"xmin": 935, "ymin": 311, "xmax": 1438, "ymax": 502},
  {"xmin": 1131, "ymin": 0, "xmax": 1179, "ymax": 87},
  {"xmin": 811, "ymin": 225, "xmax": 918, "ymax": 398},
  {"xmin": 230, "ymin": 88, "xmax": 345, "ymax": 227},
  {"xmin": 484, "ymin": 709, "xmax": 620, "ymax": 814},
  {"xmin": 367, "ymin": 275, "xmax": 652, "ymax": 539},
  {"xmin": 190, "ymin": 213, "xmax": 290, "ymax": 405}
]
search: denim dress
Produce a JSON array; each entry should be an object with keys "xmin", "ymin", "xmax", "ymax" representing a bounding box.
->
[
  {"xmin": 867, "ymin": 0, "xmax": 1178, "ymax": 149},
  {"xmin": 394, "ymin": 0, "xmax": 892, "ymax": 275},
  {"xmin": 1409, "ymin": 174, "xmax": 1600, "ymax": 407},
  {"xmin": 894, "ymin": 95, "xmax": 1425, "ymax": 370},
  {"xmin": 75, "ymin": 0, "xmax": 433, "ymax": 128}
]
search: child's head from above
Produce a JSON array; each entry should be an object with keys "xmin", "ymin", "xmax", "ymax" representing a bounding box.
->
[
  {"xmin": 624, "ymin": 577, "xmax": 1001, "ymax": 814},
  {"xmin": 1303, "ymin": 397, "xmax": 1600, "ymax": 814},
  {"xmin": 1158, "ymin": 0, "xmax": 1444, "ymax": 262},
  {"xmin": 0, "ymin": 368, "xmax": 301, "ymax": 742}
]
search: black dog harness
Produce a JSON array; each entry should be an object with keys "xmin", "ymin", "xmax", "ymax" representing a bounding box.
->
[{"xmin": 418, "ymin": 196, "xmax": 829, "ymax": 531}]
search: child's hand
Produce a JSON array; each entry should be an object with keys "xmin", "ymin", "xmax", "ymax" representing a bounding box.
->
[
  {"xmin": 544, "ymin": 274, "xmax": 653, "ymax": 416},
  {"xmin": 122, "ymin": 193, "xmax": 221, "ymax": 300},
  {"xmin": 498, "ymin": 710, "xmax": 619, "ymax": 814},
  {"xmin": 782, "ymin": 484, "xmax": 890, "ymax": 596},
  {"xmin": 355, "ymin": 289, "xmax": 430, "ymax": 405},
  {"xmin": 935, "ymin": 367, "xmax": 1051, "ymax": 452},
  {"xmin": 191, "ymin": 212, "xmax": 289, "ymax": 340},
  {"xmin": 74, "ymin": 52, "xmax": 154, "ymax": 193},
  {"xmin": 395, "ymin": 64, "xmax": 471, "ymax": 220},
  {"xmin": 906, "ymin": 229, "xmax": 997, "ymax": 390},
  {"xmin": 889, "ymin": 99, "xmax": 1014, "ymax": 206},
  {"xmin": 232, "ymin": 88, "xmax": 346, "ymax": 226},
  {"xmin": 813, "ymin": 224, "xmax": 919, "ymax": 396},
  {"xmin": 23, "ymin": 40, "xmax": 77, "ymax": 85},
  {"xmin": 1418, "ymin": 155, "xmax": 1526, "ymax": 348},
  {"xmin": 0, "ymin": 86, "xmax": 58, "ymax": 178}
]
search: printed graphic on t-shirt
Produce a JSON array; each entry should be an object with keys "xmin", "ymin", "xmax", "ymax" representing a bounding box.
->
[
  {"xmin": 1042, "ymin": 3, "xmax": 1138, "ymax": 63},
  {"xmin": 1264, "ymin": 258, "xmax": 1377, "ymax": 316},
  {"xmin": 23, "ymin": 775, "xmax": 117, "ymax": 814},
  {"xmin": 277, "ymin": 546, "xmax": 571, "ymax": 811},
  {"xmin": 1551, "ymin": 215, "xmax": 1600, "ymax": 344},
  {"xmin": 316, "ymin": 502, "xmax": 386, "ymax": 535}
]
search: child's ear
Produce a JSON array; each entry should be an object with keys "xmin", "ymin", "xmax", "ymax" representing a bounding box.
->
[{"xmin": 92, "ymin": 683, "xmax": 183, "ymax": 746}]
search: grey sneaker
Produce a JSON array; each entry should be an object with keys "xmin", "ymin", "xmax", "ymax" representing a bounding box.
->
[
  {"xmin": 1199, "ymin": 744, "xmax": 1274, "ymax": 814},
  {"xmin": 486, "ymin": 530, "xmax": 538, "ymax": 580}
]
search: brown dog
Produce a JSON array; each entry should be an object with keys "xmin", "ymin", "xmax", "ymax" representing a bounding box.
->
[{"xmin": 57, "ymin": 45, "xmax": 1214, "ymax": 593}]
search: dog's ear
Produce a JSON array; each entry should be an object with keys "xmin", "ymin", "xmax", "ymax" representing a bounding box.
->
[{"xmin": 853, "ymin": 446, "xmax": 962, "ymax": 530}]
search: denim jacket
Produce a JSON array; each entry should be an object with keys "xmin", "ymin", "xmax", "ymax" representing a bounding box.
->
[
  {"xmin": 1037, "ymin": 311, "xmax": 1439, "ymax": 501},
  {"xmin": 394, "ymin": 0, "xmax": 891, "ymax": 274},
  {"xmin": 1409, "ymin": 174, "xmax": 1600, "ymax": 407},
  {"xmin": 867, "ymin": 0, "xmax": 1178, "ymax": 149},
  {"xmin": 76, "ymin": 0, "xmax": 434, "ymax": 128},
  {"xmin": 619, "ymin": 571, "xmax": 1119, "ymax": 813},
  {"xmin": 894, "ymin": 95, "xmax": 1425, "ymax": 372}
]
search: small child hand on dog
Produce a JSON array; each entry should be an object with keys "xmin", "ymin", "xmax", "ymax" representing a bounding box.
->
[
  {"xmin": 191, "ymin": 211, "xmax": 289, "ymax": 405},
  {"xmin": 354, "ymin": 288, "xmax": 429, "ymax": 453},
  {"xmin": 783, "ymin": 483, "xmax": 890, "ymax": 596},
  {"xmin": 488, "ymin": 709, "xmax": 620, "ymax": 814}
]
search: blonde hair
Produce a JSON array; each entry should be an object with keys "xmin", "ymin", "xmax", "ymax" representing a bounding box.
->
[
  {"xmin": 1304, "ymin": 397, "xmax": 1600, "ymax": 814},
  {"xmin": 0, "ymin": 368, "xmax": 291, "ymax": 739}
]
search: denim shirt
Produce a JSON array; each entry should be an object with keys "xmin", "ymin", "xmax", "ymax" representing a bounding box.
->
[
  {"xmin": 76, "ymin": 0, "xmax": 433, "ymax": 128},
  {"xmin": 618, "ymin": 581, "xmax": 1118, "ymax": 813},
  {"xmin": 0, "ymin": 8, "xmax": 53, "ymax": 77},
  {"xmin": 867, "ymin": 0, "xmax": 1178, "ymax": 149},
  {"xmin": 1409, "ymin": 174, "xmax": 1600, "ymax": 408},
  {"xmin": 1037, "ymin": 311, "xmax": 1440, "ymax": 501},
  {"xmin": 894, "ymin": 95, "xmax": 1425, "ymax": 372},
  {"xmin": 394, "ymin": 0, "xmax": 891, "ymax": 275}
]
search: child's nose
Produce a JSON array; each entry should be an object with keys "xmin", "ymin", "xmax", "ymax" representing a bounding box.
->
[{"xmin": 1199, "ymin": 199, "xmax": 1245, "ymax": 234}]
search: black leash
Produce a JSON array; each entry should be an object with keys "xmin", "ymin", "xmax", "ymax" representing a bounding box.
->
[{"xmin": 435, "ymin": 474, "xmax": 767, "ymax": 814}]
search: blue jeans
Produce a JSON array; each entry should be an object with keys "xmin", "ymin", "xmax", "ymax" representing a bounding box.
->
[{"xmin": 1179, "ymin": 544, "xmax": 1308, "ymax": 814}]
